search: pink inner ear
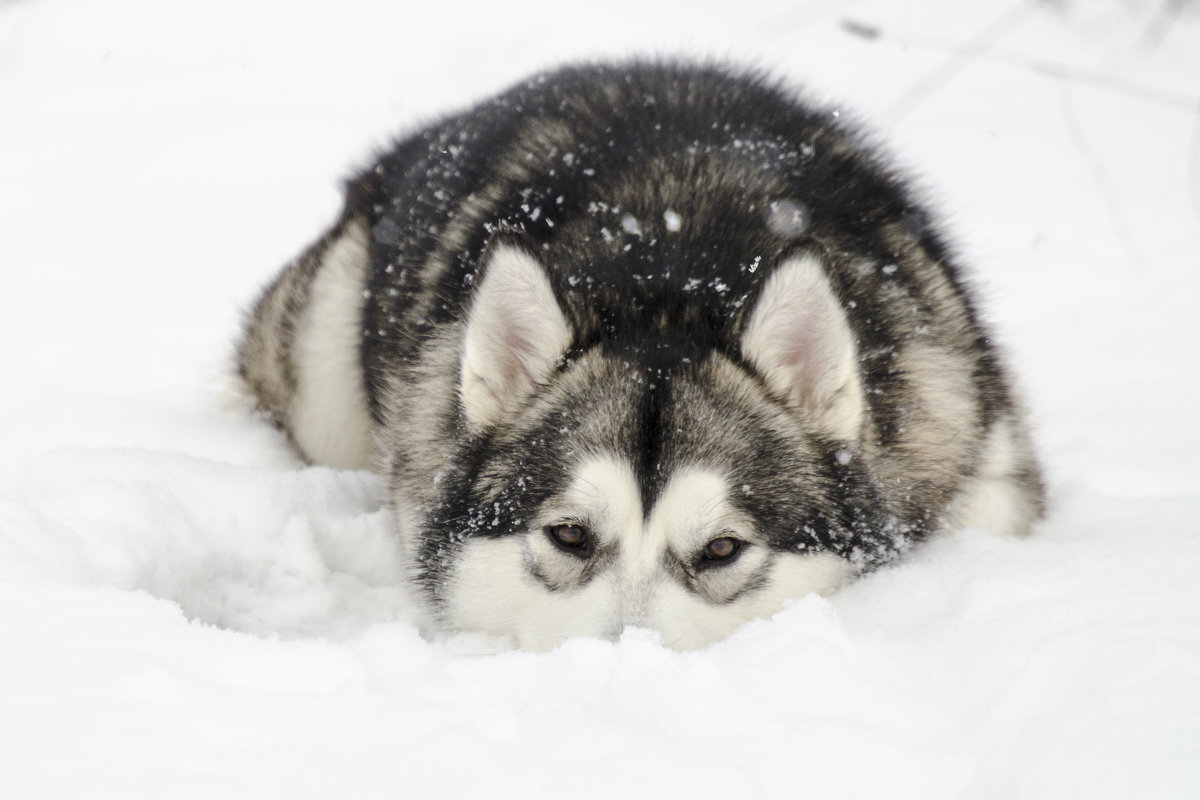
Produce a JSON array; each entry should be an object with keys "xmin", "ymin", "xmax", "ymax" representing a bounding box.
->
[
  {"xmin": 496, "ymin": 325, "xmax": 540, "ymax": 390},
  {"xmin": 775, "ymin": 294, "xmax": 835, "ymax": 381},
  {"xmin": 780, "ymin": 339, "xmax": 825, "ymax": 408},
  {"xmin": 778, "ymin": 332, "xmax": 816, "ymax": 369}
]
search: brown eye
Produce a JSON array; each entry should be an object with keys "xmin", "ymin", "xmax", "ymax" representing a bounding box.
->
[
  {"xmin": 703, "ymin": 536, "xmax": 742, "ymax": 563},
  {"xmin": 546, "ymin": 523, "xmax": 593, "ymax": 557}
]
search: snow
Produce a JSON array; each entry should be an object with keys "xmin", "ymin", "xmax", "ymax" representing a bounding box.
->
[
  {"xmin": 767, "ymin": 198, "xmax": 810, "ymax": 237},
  {"xmin": 2, "ymin": 0, "xmax": 1199, "ymax": 797}
]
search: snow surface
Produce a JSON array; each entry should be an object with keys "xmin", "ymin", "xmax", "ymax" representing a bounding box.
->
[{"xmin": 2, "ymin": 0, "xmax": 1200, "ymax": 797}]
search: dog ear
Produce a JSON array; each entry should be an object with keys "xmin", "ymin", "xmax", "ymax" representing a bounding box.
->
[
  {"xmin": 740, "ymin": 253, "xmax": 864, "ymax": 441},
  {"xmin": 460, "ymin": 243, "xmax": 572, "ymax": 429}
]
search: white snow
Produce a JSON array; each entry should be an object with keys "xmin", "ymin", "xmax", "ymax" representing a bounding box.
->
[
  {"xmin": 767, "ymin": 198, "xmax": 809, "ymax": 237},
  {"xmin": 621, "ymin": 213, "xmax": 643, "ymax": 236},
  {"xmin": 2, "ymin": 0, "xmax": 1199, "ymax": 797}
]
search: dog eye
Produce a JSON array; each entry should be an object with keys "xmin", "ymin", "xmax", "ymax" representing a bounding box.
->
[
  {"xmin": 545, "ymin": 523, "xmax": 593, "ymax": 557},
  {"xmin": 700, "ymin": 536, "xmax": 743, "ymax": 566}
]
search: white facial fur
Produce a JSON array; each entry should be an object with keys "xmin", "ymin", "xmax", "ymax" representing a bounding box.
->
[{"xmin": 443, "ymin": 454, "xmax": 852, "ymax": 651}]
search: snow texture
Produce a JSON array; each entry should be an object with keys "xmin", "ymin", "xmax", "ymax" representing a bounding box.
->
[{"xmin": 2, "ymin": 0, "xmax": 1199, "ymax": 797}]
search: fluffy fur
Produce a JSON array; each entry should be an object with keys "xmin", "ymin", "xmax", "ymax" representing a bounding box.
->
[{"xmin": 236, "ymin": 61, "xmax": 1044, "ymax": 650}]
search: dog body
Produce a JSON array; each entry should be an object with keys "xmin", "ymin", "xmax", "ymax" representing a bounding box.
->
[{"xmin": 238, "ymin": 62, "xmax": 1043, "ymax": 650}]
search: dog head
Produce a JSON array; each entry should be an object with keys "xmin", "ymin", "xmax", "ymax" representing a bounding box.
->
[{"xmin": 415, "ymin": 238, "xmax": 899, "ymax": 650}]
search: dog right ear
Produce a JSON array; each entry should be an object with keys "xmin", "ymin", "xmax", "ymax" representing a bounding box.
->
[
  {"xmin": 460, "ymin": 243, "xmax": 572, "ymax": 430},
  {"xmin": 740, "ymin": 252, "xmax": 864, "ymax": 442}
]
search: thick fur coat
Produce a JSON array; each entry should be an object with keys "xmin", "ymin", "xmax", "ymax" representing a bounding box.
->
[{"xmin": 237, "ymin": 62, "xmax": 1044, "ymax": 649}]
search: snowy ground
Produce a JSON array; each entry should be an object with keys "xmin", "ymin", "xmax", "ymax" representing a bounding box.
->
[{"xmin": 2, "ymin": 0, "xmax": 1199, "ymax": 797}]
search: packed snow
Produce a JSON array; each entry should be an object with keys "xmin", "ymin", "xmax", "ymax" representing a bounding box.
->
[{"xmin": 2, "ymin": 0, "xmax": 1199, "ymax": 797}]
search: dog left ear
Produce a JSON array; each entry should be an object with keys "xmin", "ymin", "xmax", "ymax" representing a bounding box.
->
[
  {"xmin": 460, "ymin": 243, "xmax": 573, "ymax": 429},
  {"xmin": 740, "ymin": 253, "xmax": 864, "ymax": 441}
]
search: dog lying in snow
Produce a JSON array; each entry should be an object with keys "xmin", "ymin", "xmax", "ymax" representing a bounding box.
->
[{"xmin": 237, "ymin": 61, "xmax": 1043, "ymax": 650}]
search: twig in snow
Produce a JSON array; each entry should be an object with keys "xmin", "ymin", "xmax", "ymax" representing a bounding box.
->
[
  {"xmin": 876, "ymin": 2, "xmax": 1038, "ymax": 127},
  {"xmin": 850, "ymin": 3, "xmax": 1198, "ymax": 119},
  {"xmin": 1142, "ymin": 0, "xmax": 1195, "ymax": 52}
]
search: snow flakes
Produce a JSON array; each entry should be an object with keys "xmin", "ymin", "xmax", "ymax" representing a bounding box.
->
[
  {"xmin": 620, "ymin": 214, "xmax": 642, "ymax": 236},
  {"xmin": 663, "ymin": 209, "xmax": 682, "ymax": 232},
  {"xmin": 372, "ymin": 218, "xmax": 403, "ymax": 245},
  {"xmin": 767, "ymin": 199, "xmax": 809, "ymax": 237}
]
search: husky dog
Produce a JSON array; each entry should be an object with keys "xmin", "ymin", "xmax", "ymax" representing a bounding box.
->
[{"xmin": 237, "ymin": 61, "xmax": 1043, "ymax": 650}]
